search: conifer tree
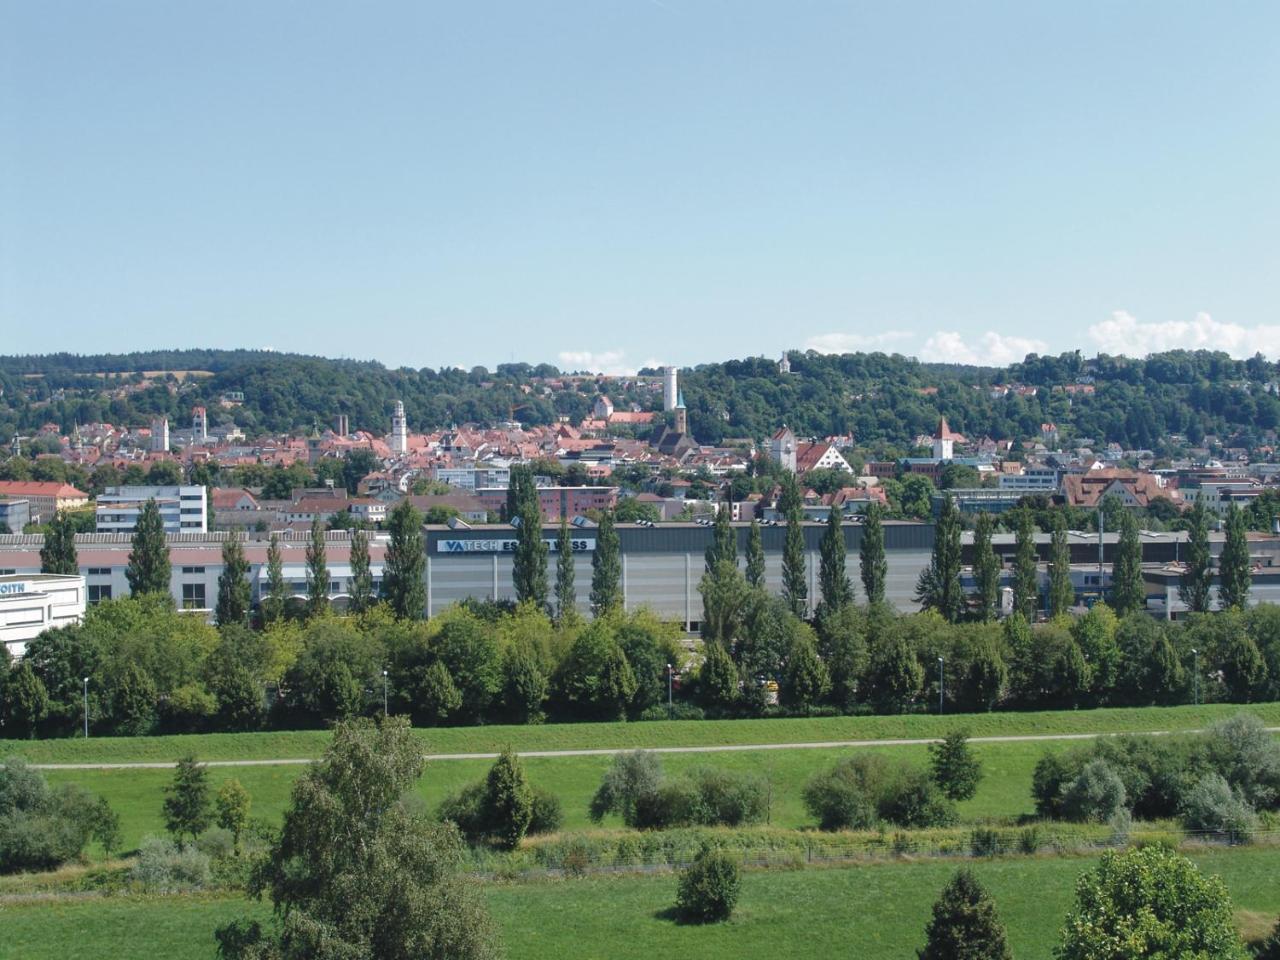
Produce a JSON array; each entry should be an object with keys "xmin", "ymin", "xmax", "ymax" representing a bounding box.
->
[
  {"xmin": 215, "ymin": 535, "xmax": 252, "ymax": 626},
  {"xmin": 555, "ymin": 514, "xmax": 576, "ymax": 622},
  {"xmin": 780, "ymin": 475, "xmax": 808, "ymax": 617},
  {"xmin": 382, "ymin": 499, "xmax": 426, "ymax": 619},
  {"xmin": 918, "ymin": 869, "xmax": 1013, "ymax": 960},
  {"xmin": 125, "ymin": 498, "xmax": 171, "ymax": 597},
  {"xmin": 262, "ymin": 534, "xmax": 288, "ymax": 625},
  {"xmin": 1048, "ymin": 514, "xmax": 1075, "ymax": 618},
  {"xmin": 1179, "ymin": 499, "xmax": 1213, "ymax": 613},
  {"xmin": 859, "ymin": 502, "xmax": 887, "ymax": 607},
  {"xmin": 1012, "ymin": 508, "xmax": 1039, "ymax": 620},
  {"xmin": 916, "ymin": 494, "xmax": 962, "ymax": 622},
  {"xmin": 304, "ymin": 518, "xmax": 329, "ymax": 618},
  {"xmin": 591, "ymin": 509, "xmax": 622, "ymax": 615},
  {"xmin": 705, "ymin": 503, "xmax": 737, "ymax": 571},
  {"xmin": 347, "ymin": 525, "xmax": 374, "ymax": 614},
  {"xmin": 1111, "ymin": 508, "xmax": 1145, "ymax": 616},
  {"xmin": 818, "ymin": 506, "xmax": 852, "ymax": 614},
  {"xmin": 1218, "ymin": 502, "xmax": 1251, "ymax": 610},
  {"xmin": 746, "ymin": 518, "xmax": 766, "ymax": 589},
  {"xmin": 971, "ymin": 511, "xmax": 1000, "ymax": 621},
  {"xmin": 512, "ymin": 489, "xmax": 548, "ymax": 607},
  {"xmin": 40, "ymin": 510, "xmax": 79, "ymax": 575}
]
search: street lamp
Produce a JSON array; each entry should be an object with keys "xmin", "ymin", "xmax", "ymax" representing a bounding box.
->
[
  {"xmin": 937, "ymin": 657, "xmax": 945, "ymax": 715},
  {"xmin": 82, "ymin": 677, "xmax": 89, "ymax": 739},
  {"xmin": 1191, "ymin": 648, "xmax": 1199, "ymax": 706},
  {"xmin": 382, "ymin": 669, "xmax": 389, "ymax": 718},
  {"xmin": 666, "ymin": 663, "xmax": 673, "ymax": 719}
]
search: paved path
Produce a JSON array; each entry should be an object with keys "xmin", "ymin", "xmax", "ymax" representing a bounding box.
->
[{"xmin": 27, "ymin": 727, "xmax": 1279, "ymax": 770}]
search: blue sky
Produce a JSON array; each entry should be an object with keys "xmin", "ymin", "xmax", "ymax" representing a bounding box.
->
[{"xmin": 3, "ymin": 2, "xmax": 1278, "ymax": 373}]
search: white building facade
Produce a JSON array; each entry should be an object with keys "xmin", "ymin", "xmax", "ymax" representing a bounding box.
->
[
  {"xmin": 0, "ymin": 574, "xmax": 86, "ymax": 658},
  {"xmin": 96, "ymin": 485, "xmax": 208, "ymax": 535}
]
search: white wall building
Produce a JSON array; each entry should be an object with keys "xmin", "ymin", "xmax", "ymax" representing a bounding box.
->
[
  {"xmin": 96, "ymin": 485, "xmax": 208, "ymax": 535},
  {"xmin": 0, "ymin": 574, "xmax": 86, "ymax": 658}
]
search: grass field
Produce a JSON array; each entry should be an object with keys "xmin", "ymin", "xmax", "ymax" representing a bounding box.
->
[
  {"xmin": 4, "ymin": 848, "xmax": 1278, "ymax": 960},
  {"xmin": 42, "ymin": 739, "xmax": 1069, "ymax": 855},
  {"xmin": 5, "ymin": 702, "xmax": 1276, "ymax": 764}
]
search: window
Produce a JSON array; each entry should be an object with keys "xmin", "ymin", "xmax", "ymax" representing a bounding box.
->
[
  {"xmin": 0, "ymin": 568, "xmax": 15, "ymax": 576},
  {"xmin": 88, "ymin": 584, "xmax": 112, "ymax": 604},
  {"xmin": 181, "ymin": 566, "xmax": 205, "ymax": 574},
  {"xmin": 87, "ymin": 567, "xmax": 111, "ymax": 576},
  {"xmin": 181, "ymin": 583, "xmax": 206, "ymax": 609}
]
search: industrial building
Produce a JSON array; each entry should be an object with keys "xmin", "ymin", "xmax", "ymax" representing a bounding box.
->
[{"xmin": 0, "ymin": 573, "xmax": 86, "ymax": 658}]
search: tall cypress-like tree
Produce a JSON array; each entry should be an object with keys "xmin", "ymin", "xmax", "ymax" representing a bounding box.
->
[
  {"xmin": 591, "ymin": 509, "xmax": 622, "ymax": 615},
  {"xmin": 382, "ymin": 499, "xmax": 426, "ymax": 620},
  {"xmin": 860, "ymin": 502, "xmax": 887, "ymax": 607},
  {"xmin": 916, "ymin": 494, "xmax": 963, "ymax": 622},
  {"xmin": 505, "ymin": 464, "xmax": 535, "ymax": 521},
  {"xmin": 347, "ymin": 526, "xmax": 374, "ymax": 614},
  {"xmin": 1012, "ymin": 508, "xmax": 1039, "ymax": 620},
  {"xmin": 40, "ymin": 510, "xmax": 79, "ymax": 575},
  {"xmin": 780, "ymin": 475, "xmax": 808, "ymax": 617},
  {"xmin": 262, "ymin": 534, "xmax": 288, "ymax": 625},
  {"xmin": 1048, "ymin": 514, "xmax": 1075, "ymax": 618},
  {"xmin": 512, "ymin": 490, "xmax": 548, "ymax": 608},
  {"xmin": 125, "ymin": 499, "xmax": 171, "ymax": 597},
  {"xmin": 1219, "ymin": 502, "xmax": 1251, "ymax": 610},
  {"xmin": 1179, "ymin": 500, "xmax": 1213, "ymax": 613},
  {"xmin": 706, "ymin": 504, "xmax": 737, "ymax": 571},
  {"xmin": 818, "ymin": 506, "xmax": 852, "ymax": 613},
  {"xmin": 1110, "ymin": 507, "xmax": 1145, "ymax": 616},
  {"xmin": 555, "ymin": 514, "xmax": 576, "ymax": 622},
  {"xmin": 745, "ymin": 518, "xmax": 766, "ymax": 589},
  {"xmin": 971, "ymin": 512, "xmax": 1000, "ymax": 621},
  {"xmin": 215, "ymin": 535, "xmax": 252, "ymax": 626},
  {"xmin": 304, "ymin": 518, "xmax": 329, "ymax": 618}
]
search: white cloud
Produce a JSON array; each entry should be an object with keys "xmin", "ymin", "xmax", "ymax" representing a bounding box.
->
[
  {"xmin": 557, "ymin": 350, "xmax": 661, "ymax": 376},
  {"xmin": 803, "ymin": 331, "xmax": 913, "ymax": 354},
  {"xmin": 1089, "ymin": 310, "xmax": 1280, "ymax": 358},
  {"xmin": 918, "ymin": 330, "xmax": 1048, "ymax": 366}
]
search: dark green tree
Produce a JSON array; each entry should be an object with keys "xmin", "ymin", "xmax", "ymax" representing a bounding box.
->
[
  {"xmin": 216, "ymin": 778, "xmax": 251, "ymax": 854},
  {"xmin": 699, "ymin": 559, "xmax": 752, "ymax": 645},
  {"xmin": 590, "ymin": 510, "xmax": 622, "ymax": 615},
  {"xmin": 818, "ymin": 506, "xmax": 852, "ymax": 614},
  {"xmin": 1, "ymin": 660, "xmax": 50, "ymax": 738},
  {"xmin": 780, "ymin": 629, "xmax": 830, "ymax": 712},
  {"xmin": 261, "ymin": 534, "xmax": 288, "ymax": 625},
  {"xmin": 482, "ymin": 749, "xmax": 533, "ymax": 851},
  {"xmin": 928, "ymin": 729, "xmax": 983, "ymax": 802},
  {"xmin": 698, "ymin": 639, "xmax": 740, "ymax": 709},
  {"xmin": 916, "ymin": 495, "xmax": 963, "ymax": 622},
  {"xmin": 125, "ymin": 499, "xmax": 171, "ymax": 597},
  {"xmin": 40, "ymin": 510, "xmax": 79, "ymax": 575},
  {"xmin": 918, "ymin": 869, "xmax": 1012, "ymax": 960},
  {"xmin": 382, "ymin": 499, "xmax": 426, "ymax": 619},
  {"xmin": 1012, "ymin": 508, "xmax": 1039, "ymax": 620},
  {"xmin": 867, "ymin": 627, "xmax": 924, "ymax": 713},
  {"xmin": 705, "ymin": 504, "xmax": 737, "ymax": 571},
  {"xmin": 859, "ymin": 502, "xmax": 887, "ymax": 607},
  {"xmin": 512, "ymin": 490, "xmax": 548, "ymax": 608},
  {"xmin": 347, "ymin": 526, "xmax": 374, "ymax": 614},
  {"xmin": 780, "ymin": 476, "xmax": 808, "ymax": 617},
  {"xmin": 746, "ymin": 518, "xmax": 766, "ymax": 589},
  {"xmin": 1219, "ymin": 503, "xmax": 1251, "ymax": 610},
  {"xmin": 555, "ymin": 515, "xmax": 576, "ymax": 623},
  {"xmin": 1179, "ymin": 500, "xmax": 1213, "ymax": 613},
  {"xmin": 215, "ymin": 536, "xmax": 251, "ymax": 627},
  {"xmin": 1048, "ymin": 514, "xmax": 1075, "ymax": 618},
  {"xmin": 971, "ymin": 512, "xmax": 1000, "ymax": 622},
  {"xmin": 163, "ymin": 755, "xmax": 212, "ymax": 846},
  {"xmin": 304, "ymin": 518, "xmax": 329, "ymax": 618},
  {"xmin": 1111, "ymin": 508, "xmax": 1145, "ymax": 616}
]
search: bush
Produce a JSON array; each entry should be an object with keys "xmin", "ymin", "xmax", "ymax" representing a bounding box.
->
[
  {"xmin": 970, "ymin": 828, "xmax": 1001, "ymax": 858},
  {"xmin": 1181, "ymin": 773, "xmax": 1259, "ymax": 842},
  {"xmin": 438, "ymin": 782, "xmax": 487, "ymax": 841},
  {"xmin": 131, "ymin": 836, "xmax": 212, "ymax": 892},
  {"xmin": 1204, "ymin": 712, "xmax": 1280, "ymax": 811},
  {"xmin": 629, "ymin": 767, "xmax": 769, "ymax": 830},
  {"xmin": 1032, "ymin": 751, "xmax": 1083, "ymax": 819},
  {"xmin": 1017, "ymin": 827, "xmax": 1042, "ymax": 855},
  {"xmin": 675, "ymin": 846, "xmax": 741, "ymax": 924},
  {"xmin": 1256, "ymin": 920, "xmax": 1280, "ymax": 960},
  {"xmin": 529, "ymin": 787, "xmax": 563, "ymax": 836},
  {"xmin": 439, "ymin": 757, "xmax": 557, "ymax": 845},
  {"xmin": 880, "ymin": 767, "xmax": 958, "ymax": 829},
  {"xmin": 1059, "ymin": 760, "xmax": 1128, "ymax": 824},
  {"xmin": 589, "ymin": 751, "xmax": 664, "ymax": 827},
  {"xmin": 918, "ymin": 868, "xmax": 1012, "ymax": 960},
  {"xmin": 802, "ymin": 755, "xmax": 883, "ymax": 831},
  {"xmin": 0, "ymin": 760, "xmax": 117, "ymax": 873}
]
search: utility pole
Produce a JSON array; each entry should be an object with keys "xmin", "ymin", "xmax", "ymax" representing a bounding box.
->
[
  {"xmin": 382, "ymin": 669, "xmax": 389, "ymax": 718},
  {"xmin": 937, "ymin": 657, "xmax": 945, "ymax": 715},
  {"xmin": 82, "ymin": 677, "xmax": 89, "ymax": 738},
  {"xmin": 667, "ymin": 663, "xmax": 673, "ymax": 719}
]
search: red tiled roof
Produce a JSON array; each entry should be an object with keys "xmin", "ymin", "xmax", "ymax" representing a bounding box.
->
[{"xmin": 0, "ymin": 481, "xmax": 89, "ymax": 499}]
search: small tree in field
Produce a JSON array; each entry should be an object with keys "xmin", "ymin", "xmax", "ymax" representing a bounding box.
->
[
  {"xmin": 483, "ymin": 749, "xmax": 533, "ymax": 851},
  {"xmin": 675, "ymin": 845, "xmax": 740, "ymax": 924},
  {"xmin": 163, "ymin": 755, "xmax": 212, "ymax": 846},
  {"xmin": 215, "ymin": 779, "xmax": 251, "ymax": 854},
  {"xmin": 918, "ymin": 869, "xmax": 1012, "ymax": 960},
  {"xmin": 929, "ymin": 729, "xmax": 983, "ymax": 802}
]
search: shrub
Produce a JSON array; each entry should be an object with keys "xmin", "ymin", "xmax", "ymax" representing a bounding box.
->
[
  {"xmin": 918, "ymin": 868, "xmax": 1012, "ymax": 960},
  {"xmin": 589, "ymin": 751, "xmax": 663, "ymax": 827},
  {"xmin": 131, "ymin": 836, "xmax": 212, "ymax": 893},
  {"xmin": 1059, "ymin": 760, "xmax": 1128, "ymax": 824},
  {"xmin": 439, "ymin": 757, "xmax": 557, "ymax": 845},
  {"xmin": 802, "ymin": 755, "xmax": 884, "ymax": 831},
  {"xmin": 529, "ymin": 787, "xmax": 563, "ymax": 836},
  {"xmin": 1256, "ymin": 920, "xmax": 1280, "ymax": 960},
  {"xmin": 970, "ymin": 828, "xmax": 1001, "ymax": 858},
  {"xmin": 880, "ymin": 767, "xmax": 959, "ymax": 829},
  {"xmin": 683, "ymin": 767, "xmax": 769, "ymax": 828},
  {"xmin": 1017, "ymin": 827, "xmax": 1042, "ymax": 855},
  {"xmin": 438, "ymin": 782, "xmax": 487, "ymax": 841},
  {"xmin": 675, "ymin": 846, "xmax": 741, "ymax": 924},
  {"xmin": 634, "ymin": 779, "xmax": 700, "ymax": 830},
  {"xmin": 1181, "ymin": 773, "xmax": 1259, "ymax": 842},
  {"xmin": 0, "ymin": 760, "xmax": 117, "ymax": 873},
  {"xmin": 929, "ymin": 729, "xmax": 983, "ymax": 802},
  {"xmin": 1032, "ymin": 751, "xmax": 1084, "ymax": 819},
  {"xmin": 1204, "ymin": 712, "xmax": 1280, "ymax": 811}
]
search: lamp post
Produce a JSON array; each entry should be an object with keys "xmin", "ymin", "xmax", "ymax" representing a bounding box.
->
[
  {"xmin": 82, "ymin": 677, "xmax": 89, "ymax": 739},
  {"xmin": 382, "ymin": 669, "xmax": 389, "ymax": 718},
  {"xmin": 1191, "ymin": 648, "xmax": 1199, "ymax": 706},
  {"xmin": 937, "ymin": 657, "xmax": 945, "ymax": 715},
  {"xmin": 667, "ymin": 663, "xmax": 673, "ymax": 719}
]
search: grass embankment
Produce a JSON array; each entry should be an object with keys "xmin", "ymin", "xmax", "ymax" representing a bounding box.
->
[
  {"xmin": 4, "ymin": 702, "xmax": 1277, "ymax": 765},
  {"xmin": 4, "ymin": 848, "xmax": 1278, "ymax": 960}
]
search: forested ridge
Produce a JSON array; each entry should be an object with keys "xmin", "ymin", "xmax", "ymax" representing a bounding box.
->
[{"xmin": 1, "ymin": 347, "xmax": 1277, "ymax": 452}]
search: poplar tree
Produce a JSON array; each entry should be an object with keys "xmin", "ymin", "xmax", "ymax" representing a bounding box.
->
[
  {"xmin": 1110, "ymin": 507, "xmax": 1145, "ymax": 616},
  {"xmin": 780, "ymin": 475, "xmax": 808, "ymax": 617},
  {"xmin": 512, "ymin": 488, "xmax": 548, "ymax": 607},
  {"xmin": 1048, "ymin": 514, "xmax": 1075, "ymax": 618},
  {"xmin": 262, "ymin": 534, "xmax": 288, "ymax": 625},
  {"xmin": 1218, "ymin": 502, "xmax": 1251, "ymax": 610},
  {"xmin": 859, "ymin": 502, "xmax": 887, "ymax": 607},
  {"xmin": 745, "ymin": 518, "xmax": 766, "ymax": 589},
  {"xmin": 971, "ymin": 511, "xmax": 1000, "ymax": 621},
  {"xmin": 304, "ymin": 518, "xmax": 329, "ymax": 618},
  {"xmin": 40, "ymin": 510, "xmax": 79, "ymax": 575},
  {"xmin": 382, "ymin": 499, "xmax": 426, "ymax": 620},
  {"xmin": 1012, "ymin": 508, "xmax": 1039, "ymax": 620},
  {"xmin": 125, "ymin": 499, "xmax": 171, "ymax": 596},
  {"xmin": 818, "ymin": 506, "xmax": 852, "ymax": 614},
  {"xmin": 215, "ymin": 535, "xmax": 252, "ymax": 626},
  {"xmin": 916, "ymin": 494, "xmax": 962, "ymax": 622},
  {"xmin": 1179, "ymin": 499, "xmax": 1213, "ymax": 614},
  {"xmin": 590, "ymin": 509, "xmax": 622, "ymax": 615},
  {"xmin": 555, "ymin": 514, "xmax": 576, "ymax": 622},
  {"xmin": 347, "ymin": 526, "xmax": 374, "ymax": 614},
  {"xmin": 705, "ymin": 504, "xmax": 737, "ymax": 571}
]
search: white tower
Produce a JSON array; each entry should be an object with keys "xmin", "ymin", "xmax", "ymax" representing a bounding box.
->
[
  {"xmin": 150, "ymin": 417, "xmax": 170, "ymax": 453},
  {"xmin": 663, "ymin": 366, "xmax": 678, "ymax": 412},
  {"xmin": 390, "ymin": 400, "xmax": 408, "ymax": 455}
]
